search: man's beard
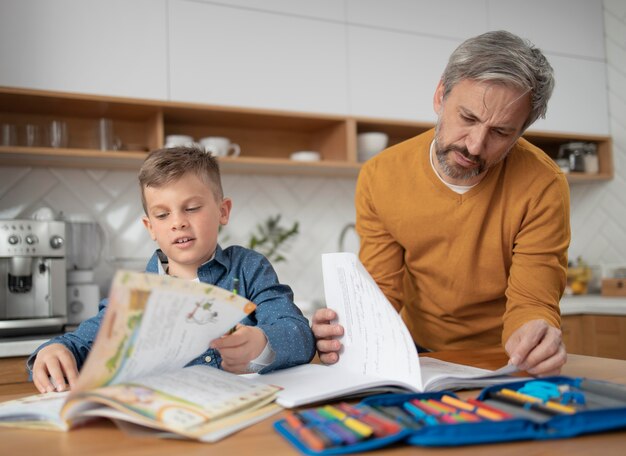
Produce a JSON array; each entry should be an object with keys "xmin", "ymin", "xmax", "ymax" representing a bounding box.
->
[{"xmin": 434, "ymin": 139, "xmax": 485, "ymax": 181}]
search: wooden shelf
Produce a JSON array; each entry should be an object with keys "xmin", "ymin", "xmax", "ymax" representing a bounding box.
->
[
  {"xmin": 0, "ymin": 87, "xmax": 614, "ymax": 181},
  {"xmin": 0, "ymin": 146, "xmax": 361, "ymax": 176}
]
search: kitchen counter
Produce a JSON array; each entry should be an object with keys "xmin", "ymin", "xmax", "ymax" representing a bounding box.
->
[
  {"xmin": 560, "ymin": 294, "xmax": 626, "ymax": 316},
  {"xmin": 0, "ymin": 334, "xmax": 58, "ymax": 358},
  {"xmin": 0, "ymin": 296, "xmax": 624, "ymax": 359}
]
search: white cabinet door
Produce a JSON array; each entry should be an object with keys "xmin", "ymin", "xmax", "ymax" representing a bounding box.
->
[
  {"xmin": 532, "ymin": 53, "xmax": 609, "ymax": 135},
  {"xmin": 348, "ymin": 26, "xmax": 459, "ymax": 121},
  {"xmin": 346, "ymin": 0, "xmax": 488, "ymax": 39},
  {"xmin": 193, "ymin": 0, "xmax": 346, "ymax": 21},
  {"xmin": 168, "ymin": 0, "xmax": 348, "ymax": 114},
  {"xmin": 0, "ymin": 0, "xmax": 168, "ymax": 100},
  {"xmin": 488, "ymin": 0, "xmax": 605, "ymax": 59}
]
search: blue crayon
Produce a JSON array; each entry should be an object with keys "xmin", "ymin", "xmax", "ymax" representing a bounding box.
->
[
  {"xmin": 311, "ymin": 423, "xmax": 343, "ymax": 447},
  {"xmin": 326, "ymin": 421, "xmax": 361, "ymax": 445}
]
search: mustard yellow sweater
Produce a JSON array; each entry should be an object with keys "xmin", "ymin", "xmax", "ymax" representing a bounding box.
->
[{"xmin": 356, "ymin": 129, "xmax": 570, "ymax": 350}]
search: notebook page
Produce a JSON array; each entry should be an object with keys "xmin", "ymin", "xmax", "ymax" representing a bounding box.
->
[{"xmin": 322, "ymin": 252, "xmax": 422, "ymax": 389}]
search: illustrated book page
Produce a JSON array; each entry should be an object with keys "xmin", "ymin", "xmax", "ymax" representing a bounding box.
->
[{"xmin": 0, "ymin": 270, "xmax": 280, "ymax": 440}]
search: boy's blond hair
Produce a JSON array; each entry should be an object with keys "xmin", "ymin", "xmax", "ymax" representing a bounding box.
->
[{"xmin": 138, "ymin": 146, "xmax": 224, "ymax": 214}]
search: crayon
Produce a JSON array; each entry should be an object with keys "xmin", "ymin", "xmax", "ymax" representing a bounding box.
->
[
  {"xmin": 441, "ymin": 395, "xmax": 475, "ymax": 412},
  {"xmin": 284, "ymin": 412, "xmax": 327, "ymax": 451},
  {"xmin": 499, "ymin": 389, "xmax": 576, "ymax": 414},
  {"xmin": 320, "ymin": 405, "xmax": 374, "ymax": 438},
  {"xmin": 336, "ymin": 403, "xmax": 402, "ymax": 435},
  {"xmin": 413, "ymin": 399, "xmax": 448, "ymax": 417},
  {"xmin": 313, "ymin": 423, "xmax": 343, "ymax": 447},
  {"xmin": 456, "ymin": 410, "xmax": 482, "ymax": 422},
  {"xmin": 326, "ymin": 421, "xmax": 360, "ymax": 445},
  {"xmin": 466, "ymin": 398, "xmax": 513, "ymax": 420},
  {"xmin": 402, "ymin": 400, "xmax": 439, "ymax": 425},
  {"xmin": 490, "ymin": 391, "xmax": 574, "ymax": 415},
  {"xmin": 372, "ymin": 405, "xmax": 424, "ymax": 430},
  {"xmin": 424, "ymin": 398, "xmax": 458, "ymax": 414}
]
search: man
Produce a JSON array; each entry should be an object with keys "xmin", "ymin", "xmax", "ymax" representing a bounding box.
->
[{"xmin": 313, "ymin": 30, "xmax": 570, "ymax": 376}]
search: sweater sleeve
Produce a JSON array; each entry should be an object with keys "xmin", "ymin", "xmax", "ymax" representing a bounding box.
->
[
  {"xmin": 355, "ymin": 160, "xmax": 407, "ymax": 312},
  {"xmin": 502, "ymin": 173, "xmax": 570, "ymax": 345}
]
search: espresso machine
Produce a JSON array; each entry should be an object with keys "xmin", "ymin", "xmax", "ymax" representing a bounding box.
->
[{"xmin": 0, "ymin": 219, "xmax": 67, "ymax": 336}]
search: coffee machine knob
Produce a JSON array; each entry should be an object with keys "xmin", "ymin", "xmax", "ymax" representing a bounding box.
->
[
  {"xmin": 50, "ymin": 235, "xmax": 64, "ymax": 249},
  {"xmin": 25, "ymin": 234, "xmax": 38, "ymax": 245},
  {"xmin": 8, "ymin": 234, "xmax": 20, "ymax": 245}
]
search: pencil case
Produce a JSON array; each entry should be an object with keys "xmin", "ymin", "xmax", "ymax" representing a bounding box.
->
[{"xmin": 273, "ymin": 376, "xmax": 626, "ymax": 455}]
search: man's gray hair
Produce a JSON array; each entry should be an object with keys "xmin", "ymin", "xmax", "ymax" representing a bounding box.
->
[{"xmin": 441, "ymin": 30, "xmax": 554, "ymax": 132}]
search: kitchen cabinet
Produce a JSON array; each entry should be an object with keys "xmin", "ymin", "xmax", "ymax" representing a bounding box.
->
[
  {"xmin": 168, "ymin": 0, "xmax": 348, "ymax": 115},
  {"xmin": 195, "ymin": 0, "xmax": 346, "ymax": 21},
  {"xmin": 345, "ymin": 0, "xmax": 488, "ymax": 40},
  {"xmin": 347, "ymin": 26, "xmax": 459, "ymax": 121},
  {"xmin": 488, "ymin": 0, "xmax": 605, "ymax": 60},
  {"xmin": 530, "ymin": 55, "xmax": 609, "ymax": 135},
  {"xmin": 0, "ymin": 86, "xmax": 614, "ymax": 182},
  {"xmin": 562, "ymin": 314, "xmax": 626, "ymax": 360},
  {"xmin": 0, "ymin": 357, "xmax": 28, "ymax": 385},
  {"xmin": 0, "ymin": 0, "xmax": 168, "ymax": 101}
]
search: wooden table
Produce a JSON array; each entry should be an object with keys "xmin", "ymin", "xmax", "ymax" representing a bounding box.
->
[{"xmin": 2, "ymin": 348, "xmax": 626, "ymax": 455}]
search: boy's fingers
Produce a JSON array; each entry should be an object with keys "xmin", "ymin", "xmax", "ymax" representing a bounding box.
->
[
  {"xmin": 319, "ymin": 352, "xmax": 339, "ymax": 365},
  {"xmin": 312, "ymin": 322, "xmax": 344, "ymax": 339},
  {"xmin": 312, "ymin": 308, "xmax": 336, "ymax": 324},
  {"xmin": 59, "ymin": 354, "xmax": 79, "ymax": 388},
  {"xmin": 316, "ymin": 339, "xmax": 341, "ymax": 353},
  {"xmin": 33, "ymin": 368, "xmax": 53, "ymax": 394},
  {"xmin": 211, "ymin": 333, "xmax": 245, "ymax": 350},
  {"xmin": 46, "ymin": 361, "xmax": 68, "ymax": 392}
]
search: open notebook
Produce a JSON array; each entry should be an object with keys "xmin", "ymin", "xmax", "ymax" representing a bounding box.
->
[{"xmin": 253, "ymin": 252, "xmax": 519, "ymax": 407}]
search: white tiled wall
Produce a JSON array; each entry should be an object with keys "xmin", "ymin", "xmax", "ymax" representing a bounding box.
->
[
  {"xmin": 0, "ymin": 168, "xmax": 356, "ymax": 311},
  {"xmin": 568, "ymin": 1, "xmax": 626, "ymax": 266},
  {"xmin": 1, "ymin": 1, "xmax": 624, "ymax": 314}
]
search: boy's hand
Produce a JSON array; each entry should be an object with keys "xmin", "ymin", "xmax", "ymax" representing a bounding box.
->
[
  {"xmin": 311, "ymin": 308, "xmax": 344, "ymax": 365},
  {"xmin": 210, "ymin": 325, "xmax": 267, "ymax": 374},
  {"xmin": 32, "ymin": 344, "xmax": 78, "ymax": 394}
]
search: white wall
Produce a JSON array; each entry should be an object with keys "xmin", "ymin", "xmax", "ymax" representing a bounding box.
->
[
  {"xmin": 0, "ymin": 0, "xmax": 623, "ymax": 310},
  {"xmin": 567, "ymin": 0, "xmax": 626, "ymax": 267}
]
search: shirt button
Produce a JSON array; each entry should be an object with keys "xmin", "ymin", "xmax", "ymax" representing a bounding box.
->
[{"xmin": 204, "ymin": 356, "xmax": 212, "ymax": 363}]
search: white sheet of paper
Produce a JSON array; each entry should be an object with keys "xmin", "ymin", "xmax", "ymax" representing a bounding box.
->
[{"xmin": 323, "ymin": 252, "xmax": 422, "ymax": 388}]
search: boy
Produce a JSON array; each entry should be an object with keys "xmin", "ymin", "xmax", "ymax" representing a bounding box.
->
[{"xmin": 30, "ymin": 146, "xmax": 315, "ymax": 393}]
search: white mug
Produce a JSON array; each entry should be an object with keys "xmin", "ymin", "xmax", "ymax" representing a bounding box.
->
[
  {"xmin": 164, "ymin": 134, "xmax": 196, "ymax": 148},
  {"xmin": 199, "ymin": 136, "xmax": 240, "ymax": 157}
]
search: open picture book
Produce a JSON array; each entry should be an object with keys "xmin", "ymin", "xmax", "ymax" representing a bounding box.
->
[
  {"xmin": 0, "ymin": 271, "xmax": 281, "ymax": 442},
  {"xmin": 253, "ymin": 252, "xmax": 520, "ymax": 408}
]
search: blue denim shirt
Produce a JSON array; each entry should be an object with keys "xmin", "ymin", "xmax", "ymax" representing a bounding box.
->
[{"xmin": 28, "ymin": 244, "xmax": 315, "ymax": 375}]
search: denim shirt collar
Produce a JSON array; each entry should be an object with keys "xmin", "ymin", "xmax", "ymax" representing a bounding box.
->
[{"xmin": 145, "ymin": 244, "xmax": 230, "ymax": 283}]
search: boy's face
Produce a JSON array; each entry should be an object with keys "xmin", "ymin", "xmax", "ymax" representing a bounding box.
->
[{"xmin": 142, "ymin": 173, "xmax": 231, "ymax": 279}]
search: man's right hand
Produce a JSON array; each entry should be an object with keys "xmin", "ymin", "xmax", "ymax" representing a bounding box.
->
[
  {"xmin": 311, "ymin": 308, "xmax": 344, "ymax": 364},
  {"xmin": 32, "ymin": 343, "xmax": 78, "ymax": 394}
]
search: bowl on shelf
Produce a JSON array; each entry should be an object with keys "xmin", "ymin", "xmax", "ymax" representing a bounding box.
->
[
  {"xmin": 357, "ymin": 132, "xmax": 389, "ymax": 162},
  {"xmin": 290, "ymin": 151, "xmax": 321, "ymax": 162}
]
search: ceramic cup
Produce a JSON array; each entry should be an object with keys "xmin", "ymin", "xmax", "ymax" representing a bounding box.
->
[
  {"xmin": 357, "ymin": 132, "xmax": 389, "ymax": 162},
  {"xmin": 164, "ymin": 134, "xmax": 196, "ymax": 148},
  {"xmin": 199, "ymin": 136, "xmax": 240, "ymax": 157},
  {"xmin": 290, "ymin": 150, "xmax": 321, "ymax": 162}
]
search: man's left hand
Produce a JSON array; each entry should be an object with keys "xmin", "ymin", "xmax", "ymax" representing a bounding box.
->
[{"xmin": 505, "ymin": 319, "xmax": 567, "ymax": 376}]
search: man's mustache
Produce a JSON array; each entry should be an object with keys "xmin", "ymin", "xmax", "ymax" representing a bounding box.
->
[{"xmin": 441, "ymin": 145, "xmax": 481, "ymax": 165}]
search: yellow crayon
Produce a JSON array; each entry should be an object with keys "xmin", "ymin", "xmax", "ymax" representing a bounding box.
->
[{"xmin": 321, "ymin": 405, "xmax": 373, "ymax": 437}]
